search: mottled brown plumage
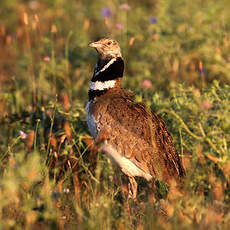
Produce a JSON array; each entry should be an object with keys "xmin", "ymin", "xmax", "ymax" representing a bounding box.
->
[{"xmin": 86, "ymin": 38, "xmax": 185, "ymax": 198}]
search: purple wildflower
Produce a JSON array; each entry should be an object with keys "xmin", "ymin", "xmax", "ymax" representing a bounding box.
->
[
  {"xmin": 52, "ymin": 191, "xmax": 60, "ymax": 200},
  {"xmin": 199, "ymin": 68, "xmax": 206, "ymax": 75},
  {"xmin": 198, "ymin": 61, "xmax": 206, "ymax": 75},
  {"xmin": 101, "ymin": 7, "xmax": 112, "ymax": 18},
  {"xmin": 141, "ymin": 79, "xmax": 152, "ymax": 89},
  {"xmin": 150, "ymin": 17, "xmax": 157, "ymax": 24},
  {"xmin": 115, "ymin": 24, "xmax": 124, "ymax": 30},
  {"xmin": 202, "ymin": 100, "xmax": 212, "ymax": 110},
  {"xmin": 119, "ymin": 3, "xmax": 131, "ymax": 10},
  {"xmin": 29, "ymin": 1, "xmax": 39, "ymax": 10},
  {"xmin": 43, "ymin": 56, "xmax": 50, "ymax": 62},
  {"xmin": 19, "ymin": 130, "xmax": 27, "ymax": 139}
]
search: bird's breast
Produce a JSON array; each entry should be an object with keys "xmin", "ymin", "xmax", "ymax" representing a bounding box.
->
[{"xmin": 85, "ymin": 101, "xmax": 99, "ymax": 139}]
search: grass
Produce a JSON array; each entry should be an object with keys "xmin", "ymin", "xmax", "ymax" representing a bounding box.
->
[{"xmin": 1, "ymin": 0, "xmax": 230, "ymax": 229}]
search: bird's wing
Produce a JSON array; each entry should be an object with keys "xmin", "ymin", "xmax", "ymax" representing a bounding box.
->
[{"xmin": 149, "ymin": 110, "xmax": 186, "ymax": 179}]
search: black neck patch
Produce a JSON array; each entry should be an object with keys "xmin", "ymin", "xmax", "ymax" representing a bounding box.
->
[
  {"xmin": 88, "ymin": 89, "xmax": 108, "ymax": 100},
  {"xmin": 92, "ymin": 57, "xmax": 124, "ymax": 82}
]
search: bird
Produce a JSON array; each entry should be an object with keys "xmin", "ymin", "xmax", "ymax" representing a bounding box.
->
[{"xmin": 85, "ymin": 37, "xmax": 185, "ymax": 199}]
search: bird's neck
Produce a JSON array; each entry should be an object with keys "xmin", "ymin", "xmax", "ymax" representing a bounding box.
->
[{"xmin": 88, "ymin": 56, "xmax": 124, "ymax": 100}]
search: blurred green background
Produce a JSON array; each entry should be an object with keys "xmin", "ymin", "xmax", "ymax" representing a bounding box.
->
[
  {"xmin": 0, "ymin": 0, "xmax": 230, "ymax": 229},
  {"xmin": 1, "ymin": 0, "xmax": 230, "ymax": 108}
]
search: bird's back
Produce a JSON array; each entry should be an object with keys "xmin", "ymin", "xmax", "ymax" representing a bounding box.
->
[{"xmin": 89, "ymin": 87, "xmax": 185, "ymax": 183}]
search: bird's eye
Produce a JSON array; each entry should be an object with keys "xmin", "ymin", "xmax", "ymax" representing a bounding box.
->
[{"xmin": 107, "ymin": 41, "xmax": 112, "ymax": 45}]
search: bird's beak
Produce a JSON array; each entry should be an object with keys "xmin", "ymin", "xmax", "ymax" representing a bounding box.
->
[{"xmin": 88, "ymin": 41, "xmax": 102, "ymax": 48}]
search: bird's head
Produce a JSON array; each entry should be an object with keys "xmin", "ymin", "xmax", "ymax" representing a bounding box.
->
[{"xmin": 89, "ymin": 38, "xmax": 122, "ymax": 60}]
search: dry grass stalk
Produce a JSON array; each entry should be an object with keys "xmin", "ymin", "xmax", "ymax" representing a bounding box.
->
[
  {"xmin": 64, "ymin": 121, "xmax": 71, "ymax": 139},
  {"xmin": 83, "ymin": 19, "xmax": 90, "ymax": 30},
  {"xmin": 23, "ymin": 12, "xmax": 28, "ymax": 25},
  {"xmin": 27, "ymin": 130, "xmax": 35, "ymax": 151},
  {"xmin": 63, "ymin": 93, "xmax": 70, "ymax": 111},
  {"xmin": 129, "ymin": 37, "xmax": 135, "ymax": 46}
]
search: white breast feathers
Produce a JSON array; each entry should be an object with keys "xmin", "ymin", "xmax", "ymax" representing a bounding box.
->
[{"xmin": 85, "ymin": 101, "xmax": 98, "ymax": 139}]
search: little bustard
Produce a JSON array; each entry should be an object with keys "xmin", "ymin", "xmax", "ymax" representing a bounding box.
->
[{"xmin": 85, "ymin": 38, "xmax": 185, "ymax": 198}]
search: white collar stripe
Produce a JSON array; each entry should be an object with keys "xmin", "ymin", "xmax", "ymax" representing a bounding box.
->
[{"xmin": 90, "ymin": 80, "xmax": 116, "ymax": 91}]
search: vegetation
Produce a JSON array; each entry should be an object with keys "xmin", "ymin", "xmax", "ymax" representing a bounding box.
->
[{"xmin": 0, "ymin": 0, "xmax": 230, "ymax": 229}]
